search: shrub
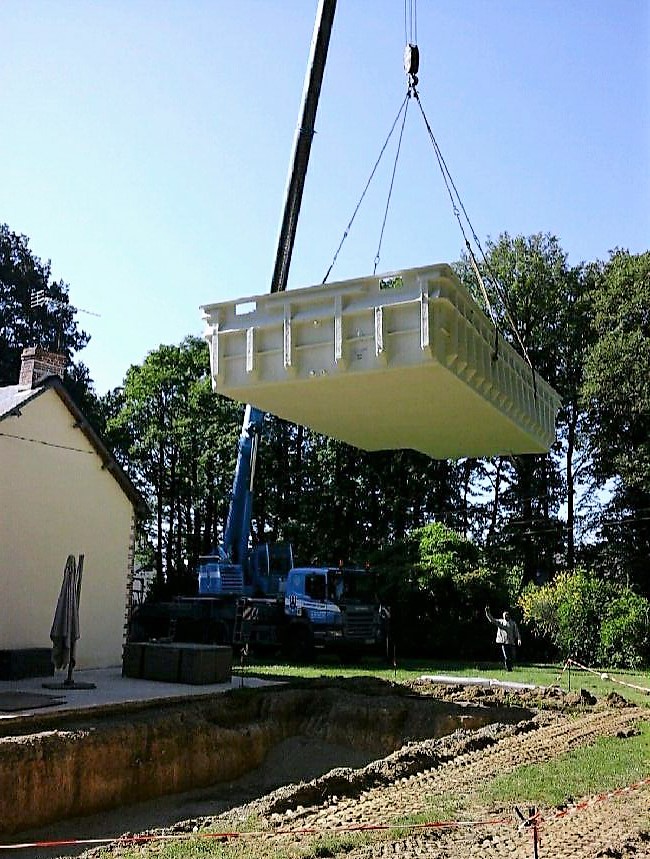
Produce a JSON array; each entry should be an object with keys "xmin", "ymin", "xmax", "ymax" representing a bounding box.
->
[
  {"xmin": 372, "ymin": 523, "xmax": 510, "ymax": 659},
  {"xmin": 598, "ymin": 591, "xmax": 650, "ymax": 669},
  {"xmin": 519, "ymin": 569, "xmax": 650, "ymax": 668},
  {"xmin": 413, "ymin": 522, "xmax": 479, "ymax": 581}
]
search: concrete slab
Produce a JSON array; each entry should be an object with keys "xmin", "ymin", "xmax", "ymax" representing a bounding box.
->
[
  {"xmin": 0, "ymin": 666, "xmax": 281, "ymax": 721},
  {"xmin": 418, "ymin": 673, "xmax": 538, "ymax": 691},
  {"xmin": 202, "ymin": 264, "xmax": 562, "ymax": 459}
]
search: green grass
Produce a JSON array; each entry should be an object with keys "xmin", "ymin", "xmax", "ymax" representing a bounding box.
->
[
  {"xmin": 388, "ymin": 723, "xmax": 650, "ymax": 833},
  {"xmin": 235, "ymin": 655, "xmax": 650, "ymax": 707},
  {"xmin": 477, "ymin": 720, "xmax": 650, "ymax": 808},
  {"xmin": 386, "ymin": 794, "xmax": 467, "ymax": 840}
]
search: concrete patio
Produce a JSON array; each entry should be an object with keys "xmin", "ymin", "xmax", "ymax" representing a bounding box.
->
[{"xmin": 0, "ymin": 664, "xmax": 279, "ymax": 721}]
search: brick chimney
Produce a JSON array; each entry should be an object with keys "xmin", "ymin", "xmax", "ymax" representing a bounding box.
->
[{"xmin": 19, "ymin": 346, "xmax": 67, "ymax": 389}]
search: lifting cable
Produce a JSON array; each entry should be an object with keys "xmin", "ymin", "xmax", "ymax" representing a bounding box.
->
[
  {"xmin": 322, "ymin": 92, "xmax": 410, "ymax": 284},
  {"xmin": 412, "ymin": 87, "xmax": 536, "ymax": 375},
  {"xmin": 323, "ymin": 0, "xmax": 419, "ymax": 283},
  {"xmin": 325, "ymin": 0, "xmax": 537, "ymax": 394},
  {"xmin": 413, "ymin": 84, "xmax": 538, "ymax": 395},
  {"xmin": 403, "ymin": 0, "xmax": 535, "ymax": 378},
  {"xmin": 404, "ymin": 0, "xmax": 418, "ymax": 49},
  {"xmin": 411, "ymin": 88, "xmax": 501, "ymax": 356},
  {"xmin": 373, "ymin": 95, "xmax": 410, "ymax": 274},
  {"xmin": 373, "ymin": 0, "xmax": 416, "ymax": 274}
]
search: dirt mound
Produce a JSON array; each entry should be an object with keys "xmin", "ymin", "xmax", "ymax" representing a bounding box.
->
[
  {"xmin": 224, "ymin": 717, "xmax": 543, "ymax": 821},
  {"xmin": 605, "ymin": 690, "xmax": 632, "ymax": 708},
  {"xmin": 126, "ymin": 702, "xmax": 648, "ymax": 859},
  {"xmin": 406, "ymin": 677, "xmax": 613, "ymax": 711}
]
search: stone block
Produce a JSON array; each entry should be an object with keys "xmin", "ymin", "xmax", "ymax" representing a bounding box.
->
[
  {"xmin": 142, "ymin": 644, "xmax": 181, "ymax": 682},
  {"xmin": 0, "ymin": 649, "xmax": 54, "ymax": 680},
  {"xmin": 178, "ymin": 644, "xmax": 232, "ymax": 684},
  {"xmin": 121, "ymin": 642, "xmax": 146, "ymax": 679}
]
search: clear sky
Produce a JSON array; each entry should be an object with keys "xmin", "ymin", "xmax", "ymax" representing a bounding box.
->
[{"xmin": 1, "ymin": 1, "xmax": 648, "ymax": 395}]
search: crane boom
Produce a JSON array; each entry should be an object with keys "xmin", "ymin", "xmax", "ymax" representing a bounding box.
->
[
  {"xmin": 222, "ymin": 0, "xmax": 337, "ymax": 567},
  {"xmin": 270, "ymin": 0, "xmax": 336, "ymax": 295},
  {"xmin": 131, "ymin": 1, "xmax": 388, "ymax": 665}
]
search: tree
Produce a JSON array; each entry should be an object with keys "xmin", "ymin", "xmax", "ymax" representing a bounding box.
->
[
  {"xmin": 519, "ymin": 568, "xmax": 650, "ymax": 668},
  {"xmin": 555, "ymin": 263, "xmax": 597, "ymax": 568},
  {"xmin": 277, "ymin": 433, "xmax": 375, "ymax": 565},
  {"xmin": 457, "ymin": 233, "xmax": 590, "ymax": 579},
  {"xmin": 582, "ymin": 250, "xmax": 650, "ymax": 492},
  {"xmin": 581, "ymin": 249, "xmax": 650, "ymax": 593},
  {"xmin": 270, "ymin": 437, "xmax": 462, "ymax": 567},
  {"xmin": 371, "ymin": 522, "xmax": 510, "ymax": 658},
  {"xmin": 102, "ymin": 337, "xmax": 465, "ymax": 596},
  {"xmin": 106, "ymin": 337, "xmax": 240, "ymax": 593},
  {"xmin": 0, "ymin": 224, "xmax": 89, "ymax": 385},
  {"xmin": 64, "ymin": 361, "xmax": 106, "ymax": 436}
]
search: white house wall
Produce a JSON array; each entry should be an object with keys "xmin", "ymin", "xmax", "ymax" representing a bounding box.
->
[{"xmin": 0, "ymin": 389, "xmax": 133, "ymax": 668}]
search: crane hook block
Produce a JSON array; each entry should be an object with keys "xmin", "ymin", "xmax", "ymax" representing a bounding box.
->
[{"xmin": 404, "ymin": 43, "xmax": 419, "ymax": 76}]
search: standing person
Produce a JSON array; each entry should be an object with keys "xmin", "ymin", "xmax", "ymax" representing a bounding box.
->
[{"xmin": 485, "ymin": 605, "xmax": 521, "ymax": 671}]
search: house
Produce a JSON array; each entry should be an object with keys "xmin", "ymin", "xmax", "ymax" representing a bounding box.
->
[{"xmin": 0, "ymin": 347, "xmax": 145, "ymax": 675}]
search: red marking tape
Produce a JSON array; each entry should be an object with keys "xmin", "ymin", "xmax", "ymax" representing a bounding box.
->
[
  {"xmin": 3, "ymin": 776, "xmax": 647, "ymax": 852},
  {"xmin": 0, "ymin": 816, "xmax": 512, "ymax": 851}
]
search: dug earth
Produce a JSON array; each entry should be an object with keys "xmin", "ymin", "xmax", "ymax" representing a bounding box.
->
[{"xmin": 1, "ymin": 677, "xmax": 648, "ymax": 859}]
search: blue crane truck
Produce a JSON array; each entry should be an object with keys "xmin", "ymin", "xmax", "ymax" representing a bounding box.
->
[
  {"xmin": 127, "ymin": 1, "xmax": 388, "ymax": 661},
  {"xmin": 128, "ymin": 405, "xmax": 389, "ymax": 661}
]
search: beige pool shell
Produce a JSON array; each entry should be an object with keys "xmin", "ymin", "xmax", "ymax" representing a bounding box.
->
[{"xmin": 201, "ymin": 264, "xmax": 561, "ymax": 459}]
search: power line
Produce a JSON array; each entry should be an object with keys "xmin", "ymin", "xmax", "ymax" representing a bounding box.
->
[{"xmin": 0, "ymin": 431, "xmax": 95, "ymax": 455}]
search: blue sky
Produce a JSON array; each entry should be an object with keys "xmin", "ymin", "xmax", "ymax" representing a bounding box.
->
[{"xmin": 1, "ymin": 1, "xmax": 648, "ymax": 394}]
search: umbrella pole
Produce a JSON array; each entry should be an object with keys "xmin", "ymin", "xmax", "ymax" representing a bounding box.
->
[{"xmin": 64, "ymin": 555, "xmax": 82, "ymax": 687}]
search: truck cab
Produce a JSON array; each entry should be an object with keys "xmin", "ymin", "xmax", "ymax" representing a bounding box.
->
[{"xmin": 284, "ymin": 566, "xmax": 387, "ymax": 656}]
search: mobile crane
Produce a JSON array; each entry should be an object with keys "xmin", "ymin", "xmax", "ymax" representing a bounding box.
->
[{"xmin": 128, "ymin": 0, "xmax": 389, "ymax": 661}]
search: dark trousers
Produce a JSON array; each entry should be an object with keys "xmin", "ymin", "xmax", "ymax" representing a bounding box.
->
[{"xmin": 501, "ymin": 643, "xmax": 516, "ymax": 671}]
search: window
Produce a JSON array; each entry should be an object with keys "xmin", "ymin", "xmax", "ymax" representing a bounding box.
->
[{"xmin": 305, "ymin": 574, "xmax": 326, "ymax": 601}]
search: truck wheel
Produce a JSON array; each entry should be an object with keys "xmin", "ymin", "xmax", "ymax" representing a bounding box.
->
[
  {"xmin": 285, "ymin": 625, "xmax": 313, "ymax": 663},
  {"xmin": 339, "ymin": 647, "xmax": 361, "ymax": 665}
]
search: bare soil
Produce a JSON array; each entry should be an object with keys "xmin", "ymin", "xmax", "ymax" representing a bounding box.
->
[{"xmin": 7, "ymin": 680, "xmax": 650, "ymax": 859}]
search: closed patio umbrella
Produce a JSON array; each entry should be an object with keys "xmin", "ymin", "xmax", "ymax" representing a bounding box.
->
[{"xmin": 43, "ymin": 554, "xmax": 96, "ymax": 690}]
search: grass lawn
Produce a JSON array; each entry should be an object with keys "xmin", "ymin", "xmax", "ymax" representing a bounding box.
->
[
  {"xmin": 478, "ymin": 720, "xmax": 650, "ymax": 807},
  {"xmin": 234, "ymin": 654, "xmax": 650, "ymax": 708}
]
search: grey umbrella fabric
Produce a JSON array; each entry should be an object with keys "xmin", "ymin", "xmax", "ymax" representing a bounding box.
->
[
  {"xmin": 44, "ymin": 554, "xmax": 95, "ymax": 690},
  {"xmin": 50, "ymin": 555, "xmax": 83, "ymax": 671}
]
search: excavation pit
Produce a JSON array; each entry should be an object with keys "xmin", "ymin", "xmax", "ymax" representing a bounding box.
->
[{"xmin": 0, "ymin": 676, "xmax": 536, "ymax": 844}]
